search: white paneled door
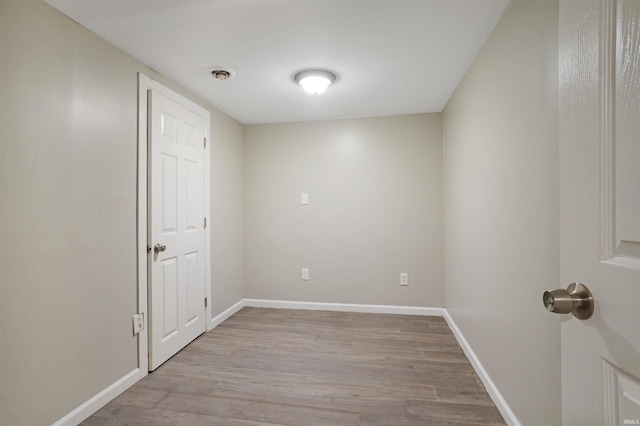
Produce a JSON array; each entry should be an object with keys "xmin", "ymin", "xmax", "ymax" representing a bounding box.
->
[
  {"xmin": 559, "ymin": 0, "xmax": 640, "ymax": 425},
  {"xmin": 148, "ymin": 89, "xmax": 207, "ymax": 371}
]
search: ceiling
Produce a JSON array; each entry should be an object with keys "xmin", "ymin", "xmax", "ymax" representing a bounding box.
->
[{"xmin": 43, "ymin": 0, "xmax": 510, "ymax": 124}]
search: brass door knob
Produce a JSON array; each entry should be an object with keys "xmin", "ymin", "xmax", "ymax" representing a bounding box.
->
[{"xmin": 543, "ymin": 282, "xmax": 594, "ymax": 320}]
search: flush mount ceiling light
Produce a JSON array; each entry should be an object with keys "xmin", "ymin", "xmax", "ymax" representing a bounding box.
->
[{"xmin": 293, "ymin": 69, "xmax": 337, "ymax": 95}]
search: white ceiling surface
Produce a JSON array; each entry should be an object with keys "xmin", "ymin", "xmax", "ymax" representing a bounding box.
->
[{"xmin": 44, "ymin": 0, "xmax": 510, "ymax": 124}]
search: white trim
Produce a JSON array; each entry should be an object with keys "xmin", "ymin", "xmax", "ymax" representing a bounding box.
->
[
  {"xmin": 52, "ymin": 369, "xmax": 140, "ymax": 426},
  {"xmin": 137, "ymin": 73, "xmax": 150, "ymax": 376},
  {"xmin": 203, "ymin": 102, "xmax": 212, "ymax": 331},
  {"xmin": 442, "ymin": 310, "xmax": 521, "ymax": 426},
  {"xmin": 55, "ymin": 299, "xmax": 520, "ymax": 426},
  {"xmin": 243, "ymin": 298, "xmax": 519, "ymax": 424},
  {"xmin": 243, "ymin": 298, "xmax": 445, "ymax": 316},
  {"xmin": 210, "ymin": 299, "xmax": 245, "ymax": 329}
]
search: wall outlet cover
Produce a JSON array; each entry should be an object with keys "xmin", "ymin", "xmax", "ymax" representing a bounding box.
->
[
  {"xmin": 133, "ymin": 313, "xmax": 144, "ymax": 335},
  {"xmin": 400, "ymin": 273, "xmax": 409, "ymax": 286}
]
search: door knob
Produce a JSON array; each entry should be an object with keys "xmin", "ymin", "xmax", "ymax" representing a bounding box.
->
[
  {"xmin": 153, "ymin": 243, "xmax": 167, "ymax": 254},
  {"xmin": 543, "ymin": 282, "xmax": 594, "ymax": 320}
]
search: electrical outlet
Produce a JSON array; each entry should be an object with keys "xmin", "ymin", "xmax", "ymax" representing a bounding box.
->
[
  {"xmin": 301, "ymin": 268, "xmax": 309, "ymax": 281},
  {"xmin": 132, "ymin": 313, "xmax": 144, "ymax": 335},
  {"xmin": 400, "ymin": 273, "xmax": 409, "ymax": 286}
]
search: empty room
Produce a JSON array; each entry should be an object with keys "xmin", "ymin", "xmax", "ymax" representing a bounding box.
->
[{"xmin": 1, "ymin": 0, "xmax": 639, "ymax": 425}]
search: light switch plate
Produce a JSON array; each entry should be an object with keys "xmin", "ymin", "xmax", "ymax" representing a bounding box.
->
[{"xmin": 301, "ymin": 193, "xmax": 309, "ymax": 205}]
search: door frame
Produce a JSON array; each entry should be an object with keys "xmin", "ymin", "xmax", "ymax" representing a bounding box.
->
[{"xmin": 137, "ymin": 73, "xmax": 212, "ymax": 375}]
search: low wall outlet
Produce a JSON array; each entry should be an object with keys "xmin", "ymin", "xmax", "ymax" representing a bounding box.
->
[
  {"xmin": 301, "ymin": 268, "xmax": 309, "ymax": 281},
  {"xmin": 301, "ymin": 193, "xmax": 309, "ymax": 205},
  {"xmin": 400, "ymin": 273, "xmax": 409, "ymax": 286},
  {"xmin": 133, "ymin": 313, "xmax": 144, "ymax": 335}
]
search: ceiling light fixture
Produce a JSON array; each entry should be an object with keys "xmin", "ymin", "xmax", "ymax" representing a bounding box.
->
[
  {"xmin": 293, "ymin": 69, "xmax": 337, "ymax": 95},
  {"xmin": 210, "ymin": 68, "xmax": 235, "ymax": 80}
]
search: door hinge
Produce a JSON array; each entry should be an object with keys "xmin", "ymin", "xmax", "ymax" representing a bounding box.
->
[
  {"xmin": 204, "ymin": 297, "xmax": 208, "ymax": 309},
  {"xmin": 204, "ymin": 217, "xmax": 207, "ymax": 229},
  {"xmin": 204, "ymin": 137, "xmax": 207, "ymax": 148}
]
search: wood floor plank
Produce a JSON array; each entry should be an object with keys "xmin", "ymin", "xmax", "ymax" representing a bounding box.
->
[{"xmin": 83, "ymin": 308, "xmax": 505, "ymax": 425}]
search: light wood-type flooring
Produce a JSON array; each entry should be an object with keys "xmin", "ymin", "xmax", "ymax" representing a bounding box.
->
[{"xmin": 83, "ymin": 307, "xmax": 506, "ymax": 425}]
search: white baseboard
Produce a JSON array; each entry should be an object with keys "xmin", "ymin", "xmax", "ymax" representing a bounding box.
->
[
  {"xmin": 209, "ymin": 298, "xmax": 245, "ymax": 330},
  {"xmin": 243, "ymin": 298, "xmax": 445, "ymax": 316},
  {"xmin": 52, "ymin": 368, "xmax": 141, "ymax": 426},
  {"xmin": 244, "ymin": 299, "xmax": 518, "ymax": 424},
  {"xmin": 442, "ymin": 311, "xmax": 521, "ymax": 426},
  {"xmin": 55, "ymin": 299, "xmax": 518, "ymax": 426}
]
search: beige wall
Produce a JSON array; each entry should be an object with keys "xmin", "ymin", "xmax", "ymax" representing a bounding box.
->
[
  {"xmin": 210, "ymin": 111, "xmax": 245, "ymax": 315},
  {"xmin": 0, "ymin": 0, "xmax": 244, "ymax": 424},
  {"xmin": 442, "ymin": 0, "xmax": 561, "ymax": 425},
  {"xmin": 244, "ymin": 114, "xmax": 443, "ymax": 307}
]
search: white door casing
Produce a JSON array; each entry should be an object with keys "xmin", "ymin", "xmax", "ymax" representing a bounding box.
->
[
  {"xmin": 559, "ymin": 1, "xmax": 640, "ymax": 425},
  {"xmin": 140, "ymin": 77, "xmax": 211, "ymax": 372}
]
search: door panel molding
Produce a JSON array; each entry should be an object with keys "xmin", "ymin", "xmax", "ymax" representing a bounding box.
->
[
  {"xmin": 603, "ymin": 359, "xmax": 640, "ymax": 426},
  {"xmin": 601, "ymin": 0, "xmax": 640, "ymax": 267},
  {"xmin": 600, "ymin": 0, "xmax": 617, "ymax": 262}
]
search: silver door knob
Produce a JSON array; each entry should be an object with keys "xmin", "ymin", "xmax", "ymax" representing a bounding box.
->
[
  {"xmin": 153, "ymin": 243, "xmax": 167, "ymax": 254},
  {"xmin": 543, "ymin": 282, "xmax": 594, "ymax": 320}
]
